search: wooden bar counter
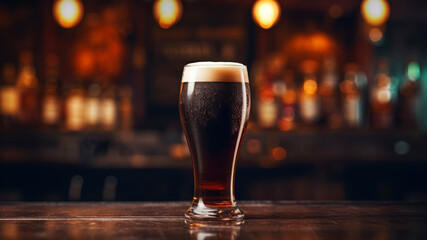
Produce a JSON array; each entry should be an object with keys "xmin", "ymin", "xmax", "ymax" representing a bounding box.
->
[{"xmin": 0, "ymin": 201, "xmax": 426, "ymax": 239}]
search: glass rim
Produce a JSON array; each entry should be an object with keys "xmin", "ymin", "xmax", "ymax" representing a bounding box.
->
[{"xmin": 185, "ymin": 61, "xmax": 246, "ymax": 68}]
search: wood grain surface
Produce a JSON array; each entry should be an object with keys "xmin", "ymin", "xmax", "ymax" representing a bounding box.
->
[{"xmin": 0, "ymin": 201, "xmax": 426, "ymax": 239}]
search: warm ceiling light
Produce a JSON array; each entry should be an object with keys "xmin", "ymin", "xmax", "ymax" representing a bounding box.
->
[
  {"xmin": 252, "ymin": 0, "xmax": 281, "ymax": 29},
  {"xmin": 53, "ymin": 0, "xmax": 84, "ymax": 28},
  {"xmin": 153, "ymin": 0, "xmax": 183, "ymax": 29},
  {"xmin": 361, "ymin": 0, "xmax": 390, "ymax": 26}
]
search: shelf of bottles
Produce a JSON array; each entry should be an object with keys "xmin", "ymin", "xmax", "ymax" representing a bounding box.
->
[
  {"xmin": 251, "ymin": 55, "xmax": 426, "ymax": 131},
  {"xmin": 1, "ymin": 51, "xmax": 426, "ymax": 168},
  {"xmin": 0, "ymin": 51, "xmax": 133, "ymax": 132}
]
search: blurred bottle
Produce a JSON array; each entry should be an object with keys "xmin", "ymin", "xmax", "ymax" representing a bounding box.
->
[
  {"xmin": 99, "ymin": 84, "xmax": 117, "ymax": 131},
  {"xmin": 299, "ymin": 60, "xmax": 320, "ymax": 125},
  {"xmin": 64, "ymin": 83, "xmax": 85, "ymax": 131},
  {"xmin": 119, "ymin": 85, "xmax": 133, "ymax": 130},
  {"xmin": 257, "ymin": 84, "xmax": 278, "ymax": 128},
  {"xmin": 357, "ymin": 69, "xmax": 369, "ymax": 126},
  {"xmin": 340, "ymin": 64, "xmax": 362, "ymax": 128},
  {"xmin": 278, "ymin": 69, "xmax": 297, "ymax": 131},
  {"xmin": 370, "ymin": 59, "xmax": 396, "ymax": 129},
  {"xmin": 0, "ymin": 63, "xmax": 19, "ymax": 129},
  {"xmin": 16, "ymin": 51, "xmax": 40, "ymax": 127},
  {"xmin": 41, "ymin": 54, "xmax": 61, "ymax": 128},
  {"xmin": 253, "ymin": 56, "xmax": 284, "ymax": 129},
  {"xmin": 398, "ymin": 60, "xmax": 421, "ymax": 129},
  {"xmin": 319, "ymin": 56, "xmax": 340, "ymax": 129},
  {"xmin": 84, "ymin": 83, "xmax": 101, "ymax": 130}
]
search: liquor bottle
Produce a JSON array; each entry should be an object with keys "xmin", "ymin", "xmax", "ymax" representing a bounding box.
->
[
  {"xmin": 64, "ymin": 83, "xmax": 85, "ymax": 131},
  {"xmin": 299, "ymin": 73, "xmax": 320, "ymax": 124},
  {"xmin": 299, "ymin": 60, "xmax": 320, "ymax": 126},
  {"xmin": 370, "ymin": 59, "xmax": 396, "ymax": 129},
  {"xmin": 398, "ymin": 61, "xmax": 420, "ymax": 128},
  {"xmin": 119, "ymin": 85, "xmax": 133, "ymax": 131},
  {"xmin": 319, "ymin": 56, "xmax": 340, "ymax": 128},
  {"xmin": 0, "ymin": 63, "xmax": 19, "ymax": 130},
  {"xmin": 341, "ymin": 66, "xmax": 362, "ymax": 127},
  {"xmin": 41, "ymin": 54, "xmax": 61, "ymax": 128},
  {"xmin": 257, "ymin": 83, "xmax": 278, "ymax": 129},
  {"xmin": 99, "ymin": 84, "xmax": 117, "ymax": 131},
  {"xmin": 85, "ymin": 83, "xmax": 101, "ymax": 130},
  {"xmin": 253, "ymin": 58, "xmax": 280, "ymax": 129},
  {"xmin": 17, "ymin": 51, "xmax": 40, "ymax": 127},
  {"xmin": 278, "ymin": 69, "xmax": 297, "ymax": 131}
]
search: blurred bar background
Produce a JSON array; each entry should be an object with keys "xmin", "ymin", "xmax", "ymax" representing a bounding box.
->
[{"xmin": 0, "ymin": 0, "xmax": 426, "ymax": 202}]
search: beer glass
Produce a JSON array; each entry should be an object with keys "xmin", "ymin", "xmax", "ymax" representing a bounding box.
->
[{"xmin": 179, "ymin": 62, "xmax": 250, "ymax": 221}]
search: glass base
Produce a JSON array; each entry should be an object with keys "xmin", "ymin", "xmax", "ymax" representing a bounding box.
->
[{"xmin": 185, "ymin": 202, "xmax": 244, "ymax": 221}]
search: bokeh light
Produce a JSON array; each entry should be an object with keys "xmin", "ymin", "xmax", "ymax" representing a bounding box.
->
[
  {"xmin": 246, "ymin": 139, "xmax": 262, "ymax": 154},
  {"xmin": 65, "ymin": 92, "xmax": 85, "ymax": 131},
  {"xmin": 252, "ymin": 0, "xmax": 281, "ymax": 29},
  {"xmin": 153, "ymin": 0, "xmax": 183, "ymax": 29},
  {"xmin": 272, "ymin": 147, "xmax": 287, "ymax": 161},
  {"xmin": 407, "ymin": 61, "xmax": 420, "ymax": 80},
  {"xmin": 0, "ymin": 87, "xmax": 19, "ymax": 116},
  {"xmin": 369, "ymin": 27, "xmax": 383, "ymax": 43},
  {"xmin": 53, "ymin": 0, "xmax": 84, "ymax": 28},
  {"xmin": 303, "ymin": 79, "xmax": 317, "ymax": 95},
  {"xmin": 394, "ymin": 141, "xmax": 410, "ymax": 155},
  {"xmin": 361, "ymin": 0, "xmax": 390, "ymax": 26}
]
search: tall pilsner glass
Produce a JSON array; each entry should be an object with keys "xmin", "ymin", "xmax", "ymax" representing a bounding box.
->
[{"xmin": 179, "ymin": 62, "xmax": 250, "ymax": 221}]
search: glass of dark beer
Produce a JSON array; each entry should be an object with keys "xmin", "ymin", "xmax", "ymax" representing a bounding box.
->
[{"xmin": 180, "ymin": 62, "xmax": 250, "ymax": 221}]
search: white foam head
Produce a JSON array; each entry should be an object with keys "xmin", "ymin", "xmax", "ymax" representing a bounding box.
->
[{"xmin": 182, "ymin": 62, "xmax": 249, "ymax": 83}]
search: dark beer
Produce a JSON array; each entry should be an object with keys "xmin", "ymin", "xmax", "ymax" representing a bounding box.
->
[{"xmin": 180, "ymin": 62, "xmax": 250, "ymax": 220}]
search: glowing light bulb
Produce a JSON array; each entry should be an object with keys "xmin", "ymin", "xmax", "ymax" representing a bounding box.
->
[
  {"xmin": 53, "ymin": 0, "xmax": 84, "ymax": 28},
  {"xmin": 361, "ymin": 0, "xmax": 390, "ymax": 26},
  {"xmin": 153, "ymin": 0, "xmax": 183, "ymax": 29},
  {"xmin": 252, "ymin": 0, "xmax": 281, "ymax": 29}
]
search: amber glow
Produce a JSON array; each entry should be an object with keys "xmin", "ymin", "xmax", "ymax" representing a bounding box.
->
[
  {"xmin": 272, "ymin": 147, "xmax": 287, "ymax": 161},
  {"xmin": 169, "ymin": 143, "xmax": 188, "ymax": 159},
  {"xmin": 53, "ymin": 0, "xmax": 84, "ymax": 28},
  {"xmin": 282, "ymin": 89, "xmax": 296, "ymax": 104},
  {"xmin": 66, "ymin": 93, "xmax": 85, "ymax": 131},
  {"xmin": 278, "ymin": 117, "xmax": 293, "ymax": 131},
  {"xmin": 247, "ymin": 139, "xmax": 262, "ymax": 154},
  {"xmin": 361, "ymin": 0, "xmax": 390, "ymax": 26},
  {"xmin": 376, "ymin": 89, "xmax": 391, "ymax": 103},
  {"xmin": 303, "ymin": 80, "xmax": 317, "ymax": 95},
  {"xmin": 340, "ymin": 79, "xmax": 357, "ymax": 94},
  {"xmin": 259, "ymin": 87, "xmax": 275, "ymax": 103},
  {"xmin": 75, "ymin": 49, "xmax": 95, "ymax": 77},
  {"xmin": 369, "ymin": 27, "xmax": 383, "ymax": 42},
  {"xmin": 17, "ymin": 67, "xmax": 38, "ymax": 89},
  {"xmin": 42, "ymin": 96, "xmax": 60, "ymax": 125},
  {"xmin": 257, "ymin": 101, "xmax": 278, "ymax": 128},
  {"xmin": 85, "ymin": 98, "xmax": 100, "ymax": 126},
  {"xmin": 153, "ymin": 0, "xmax": 183, "ymax": 29},
  {"xmin": 252, "ymin": 0, "xmax": 281, "ymax": 29},
  {"xmin": 285, "ymin": 34, "xmax": 336, "ymax": 60},
  {"xmin": 100, "ymin": 98, "xmax": 117, "ymax": 130},
  {"xmin": 0, "ymin": 87, "xmax": 19, "ymax": 116}
]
